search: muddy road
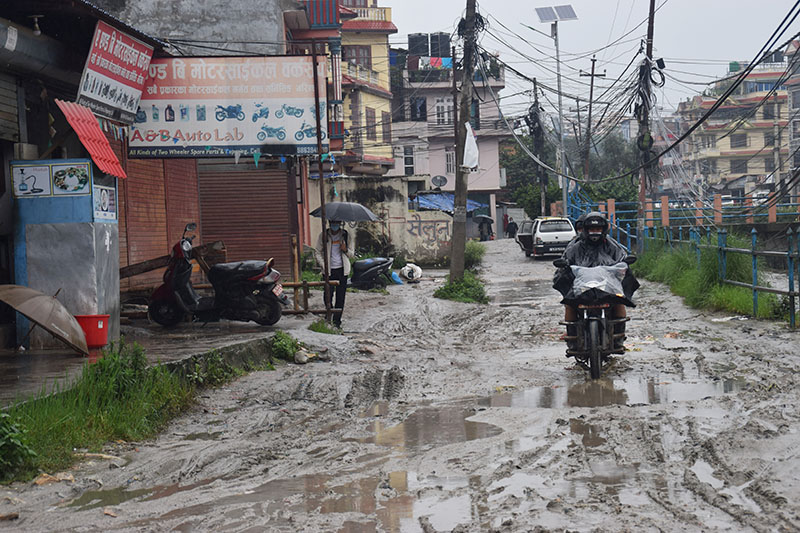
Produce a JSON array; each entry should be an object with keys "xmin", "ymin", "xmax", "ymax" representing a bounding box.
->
[{"xmin": 4, "ymin": 238, "xmax": 800, "ymax": 532}]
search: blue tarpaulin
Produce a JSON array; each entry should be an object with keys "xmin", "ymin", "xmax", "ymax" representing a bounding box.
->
[{"xmin": 411, "ymin": 192, "xmax": 487, "ymax": 214}]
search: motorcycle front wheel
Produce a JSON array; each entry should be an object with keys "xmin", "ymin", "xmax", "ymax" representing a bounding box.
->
[
  {"xmin": 588, "ymin": 320, "xmax": 602, "ymax": 379},
  {"xmin": 148, "ymin": 300, "xmax": 183, "ymax": 326},
  {"xmin": 256, "ymin": 298, "xmax": 282, "ymax": 326},
  {"xmin": 215, "ymin": 110, "xmax": 226, "ymax": 121},
  {"xmin": 236, "ymin": 111, "xmax": 245, "ymax": 121}
]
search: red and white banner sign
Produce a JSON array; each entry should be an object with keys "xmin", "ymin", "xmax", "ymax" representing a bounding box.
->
[{"xmin": 77, "ymin": 20, "xmax": 154, "ymax": 124}]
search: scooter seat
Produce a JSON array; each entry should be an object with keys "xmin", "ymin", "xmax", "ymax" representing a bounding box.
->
[
  {"xmin": 353, "ymin": 257, "xmax": 390, "ymax": 273},
  {"xmin": 208, "ymin": 260, "xmax": 267, "ymax": 285}
]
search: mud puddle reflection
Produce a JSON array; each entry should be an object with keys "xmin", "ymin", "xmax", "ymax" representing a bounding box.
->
[
  {"xmin": 489, "ymin": 280, "xmax": 556, "ymax": 307},
  {"xmin": 483, "ymin": 375, "xmax": 744, "ymax": 409}
]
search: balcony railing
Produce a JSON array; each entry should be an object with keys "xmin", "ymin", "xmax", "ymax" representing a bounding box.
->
[
  {"xmin": 352, "ymin": 7, "xmax": 391, "ymax": 21},
  {"xmin": 346, "ymin": 62, "xmax": 381, "ymax": 86}
]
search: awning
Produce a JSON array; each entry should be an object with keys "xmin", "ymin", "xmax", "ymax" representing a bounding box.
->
[
  {"xmin": 54, "ymin": 99, "xmax": 127, "ymax": 179},
  {"xmin": 412, "ymin": 192, "xmax": 487, "ymax": 214}
]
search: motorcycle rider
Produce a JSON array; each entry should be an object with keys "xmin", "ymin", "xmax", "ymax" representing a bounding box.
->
[
  {"xmin": 555, "ymin": 211, "xmax": 636, "ymax": 351},
  {"xmin": 314, "ymin": 220, "xmax": 355, "ymax": 328}
]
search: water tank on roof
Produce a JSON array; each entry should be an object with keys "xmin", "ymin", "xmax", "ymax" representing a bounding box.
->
[
  {"xmin": 408, "ymin": 33, "xmax": 429, "ymax": 56},
  {"xmin": 729, "ymin": 61, "xmax": 740, "ymax": 72},
  {"xmin": 430, "ymin": 32, "xmax": 451, "ymax": 58}
]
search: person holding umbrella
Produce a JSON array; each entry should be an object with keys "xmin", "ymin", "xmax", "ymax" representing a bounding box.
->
[{"xmin": 314, "ymin": 220, "xmax": 355, "ymax": 328}]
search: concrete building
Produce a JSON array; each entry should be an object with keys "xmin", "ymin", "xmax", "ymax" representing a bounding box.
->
[
  {"xmin": 387, "ymin": 36, "xmax": 511, "ymax": 226},
  {"xmin": 676, "ymin": 56, "xmax": 794, "ymax": 198}
]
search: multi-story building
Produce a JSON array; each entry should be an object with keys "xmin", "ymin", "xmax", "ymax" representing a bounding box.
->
[
  {"xmin": 787, "ymin": 41, "xmax": 800, "ymax": 180},
  {"xmin": 338, "ymin": 0, "xmax": 396, "ymax": 175},
  {"xmin": 387, "ymin": 34, "xmax": 510, "ymax": 222},
  {"xmin": 677, "ymin": 56, "xmax": 793, "ymax": 198}
]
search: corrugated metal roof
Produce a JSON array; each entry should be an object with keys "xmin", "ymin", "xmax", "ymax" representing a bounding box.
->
[
  {"xmin": 55, "ymin": 99, "xmax": 127, "ymax": 179},
  {"xmin": 342, "ymin": 20, "xmax": 398, "ymax": 33}
]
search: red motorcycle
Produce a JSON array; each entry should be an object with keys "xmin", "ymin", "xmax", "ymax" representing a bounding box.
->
[{"xmin": 148, "ymin": 223, "xmax": 289, "ymax": 326}]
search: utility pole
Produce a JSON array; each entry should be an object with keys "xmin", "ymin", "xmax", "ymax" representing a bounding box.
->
[
  {"xmin": 637, "ymin": 0, "xmax": 656, "ymax": 249},
  {"xmin": 450, "ymin": 0, "xmax": 476, "ymax": 281},
  {"xmin": 553, "ymin": 20, "xmax": 568, "ymax": 216},
  {"xmin": 530, "ymin": 79, "xmax": 546, "ymax": 216},
  {"xmin": 580, "ymin": 55, "xmax": 605, "ymax": 180}
]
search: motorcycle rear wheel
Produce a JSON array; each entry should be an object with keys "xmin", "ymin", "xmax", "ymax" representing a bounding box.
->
[
  {"xmin": 588, "ymin": 320, "xmax": 602, "ymax": 379},
  {"xmin": 256, "ymin": 298, "xmax": 282, "ymax": 326},
  {"xmin": 148, "ymin": 300, "xmax": 183, "ymax": 326}
]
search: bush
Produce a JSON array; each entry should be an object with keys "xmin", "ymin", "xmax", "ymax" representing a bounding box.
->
[
  {"xmin": 0, "ymin": 413, "xmax": 36, "ymax": 481},
  {"xmin": 464, "ymin": 241, "xmax": 486, "ymax": 270},
  {"xmin": 268, "ymin": 331, "xmax": 300, "ymax": 360},
  {"xmin": 309, "ymin": 319, "xmax": 342, "ymax": 334},
  {"xmin": 434, "ymin": 271, "xmax": 488, "ymax": 304}
]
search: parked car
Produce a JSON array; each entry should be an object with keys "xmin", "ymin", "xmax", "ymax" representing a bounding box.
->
[{"xmin": 515, "ymin": 216, "xmax": 576, "ymax": 258}]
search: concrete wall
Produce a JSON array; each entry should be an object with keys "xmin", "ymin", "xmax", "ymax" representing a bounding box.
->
[
  {"xmin": 307, "ymin": 176, "xmax": 455, "ymax": 264},
  {"xmin": 94, "ymin": 0, "xmax": 298, "ymax": 55}
]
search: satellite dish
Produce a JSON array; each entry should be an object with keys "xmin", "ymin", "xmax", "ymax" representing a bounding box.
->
[{"xmin": 431, "ymin": 175, "xmax": 447, "ymax": 187}]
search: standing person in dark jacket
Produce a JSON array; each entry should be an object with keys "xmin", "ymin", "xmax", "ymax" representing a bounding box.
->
[{"xmin": 506, "ymin": 217, "xmax": 518, "ymax": 238}]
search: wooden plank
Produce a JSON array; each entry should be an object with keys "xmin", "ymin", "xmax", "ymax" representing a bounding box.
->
[{"xmin": 119, "ymin": 240, "xmax": 225, "ymax": 279}]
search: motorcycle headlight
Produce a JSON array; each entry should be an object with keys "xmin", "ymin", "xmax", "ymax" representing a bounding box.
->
[{"xmin": 181, "ymin": 240, "xmax": 192, "ymax": 253}]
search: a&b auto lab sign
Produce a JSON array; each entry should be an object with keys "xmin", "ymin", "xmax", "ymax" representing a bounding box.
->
[
  {"xmin": 128, "ymin": 56, "xmax": 328, "ymax": 158},
  {"xmin": 77, "ymin": 21, "xmax": 154, "ymax": 124}
]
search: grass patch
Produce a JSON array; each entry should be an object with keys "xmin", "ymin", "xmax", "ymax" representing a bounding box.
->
[
  {"xmin": 268, "ymin": 331, "xmax": 301, "ymax": 360},
  {"xmin": 2, "ymin": 340, "xmax": 193, "ymax": 482},
  {"xmin": 433, "ymin": 270, "xmax": 488, "ymax": 304},
  {"xmin": 308, "ymin": 319, "xmax": 342, "ymax": 335},
  {"xmin": 465, "ymin": 241, "xmax": 486, "ymax": 270},
  {"xmin": 634, "ymin": 234, "xmax": 782, "ymax": 320}
]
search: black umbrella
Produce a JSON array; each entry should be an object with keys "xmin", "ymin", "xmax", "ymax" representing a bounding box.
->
[
  {"xmin": 474, "ymin": 214, "xmax": 494, "ymax": 223},
  {"xmin": 310, "ymin": 202, "xmax": 378, "ymax": 222}
]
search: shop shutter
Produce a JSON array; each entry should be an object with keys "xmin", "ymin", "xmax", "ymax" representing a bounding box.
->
[
  {"xmin": 198, "ymin": 160, "xmax": 294, "ymax": 278},
  {"xmin": 0, "ymin": 73, "xmax": 19, "ymax": 142}
]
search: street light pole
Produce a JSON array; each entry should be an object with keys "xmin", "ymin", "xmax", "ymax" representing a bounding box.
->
[{"xmin": 553, "ymin": 20, "xmax": 568, "ymax": 217}]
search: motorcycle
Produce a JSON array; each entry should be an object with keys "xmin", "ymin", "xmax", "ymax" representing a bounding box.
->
[
  {"xmin": 350, "ymin": 257, "xmax": 394, "ymax": 290},
  {"xmin": 256, "ymin": 125, "xmax": 286, "ymax": 141},
  {"xmin": 252, "ymin": 103, "xmax": 270, "ymax": 122},
  {"xmin": 215, "ymin": 104, "xmax": 245, "ymax": 121},
  {"xmin": 148, "ymin": 223, "xmax": 289, "ymax": 327},
  {"xmin": 275, "ymin": 104, "xmax": 304, "ymax": 119},
  {"xmin": 554, "ymin": 256, "xmax": 637, "ymax": 379},
  {"xmin": 295, "ymin": 121, "xmax": 326, "ymax": 141}
]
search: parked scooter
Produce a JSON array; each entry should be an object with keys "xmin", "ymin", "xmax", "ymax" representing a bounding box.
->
[
  {"xmin": 215, "ymin": 104, "xmax": 245, "ymax": 121},
  {"xmin": 275, "ymin": 104, "xmax": 304, "ymax": 119},
  {"xmin": 554, "ymin": 256, "xmax": 636, "ymax": 379},
  {"xmin": 148, "ymin": 223, "xmax": 289, "ymax": 326},
  {"xmin": 256, "ymin": 125, "xmax": 286, "ymax": 141},
  {"xmin": 295, "ymin": 121, "xmax": 326, "ymax": 141},
  {"xmin": 349, "ymin": 257, "xmax": 394, "ymax": 290},
  {"xmin": 251, "ymin": 103, "xmax": 270, "ymax": 122}
]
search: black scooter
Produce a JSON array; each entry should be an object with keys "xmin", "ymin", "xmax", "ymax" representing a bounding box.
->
[
  {"xmin": 350, "ymin": 257, "xmax": 394, "ymax": 290},
  {"xmin": 148, "ymin": 223, "xmax": 289, "ymax": 326}
]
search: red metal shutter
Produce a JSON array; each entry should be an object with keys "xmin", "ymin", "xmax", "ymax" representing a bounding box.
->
[{"xmin": 197, "ymin": 160, "xmax": 295, "ymax": 278}]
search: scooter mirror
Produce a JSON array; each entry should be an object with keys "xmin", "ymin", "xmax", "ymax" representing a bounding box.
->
[
  {"xmin": 185, "ymin": 222, "xmax": 198, "ymax": 232},
  {"xmin": 623, "ymin": 255, "xmax": 637, "ymax": 265},
  {"xmin": 552, "ymin": 258, "xmax": 568, "ymax": 268},
  {"xmin": 266, "ymin": 257, "xmax": 275, "ymax": 268}
]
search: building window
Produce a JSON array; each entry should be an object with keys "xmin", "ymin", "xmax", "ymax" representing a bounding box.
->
[
  {"xmin": 381, "ymin": 111, "xmax": 391, "ymax": 144},
  {"xmin": 794, "ymin": 150, "xmax": 800, "ymax": 169},
  {"xmin": 404, "ymin": 146, "xmax": 414, "ymax": 176},
  {"xmin": 343, "ymin": 45, "xmax": 371, "ymax": 68},
  {"xmin": 365, "ymin": 107, "xmax": 376, "ymax": 141},
  {"xmin": 470, "ymin": 99, "xmax": 481, "ymax": 130},
  {"xmin": 435, "ymin": 97, "xmax": 453, "ymax": 125},
  {"xmin": 764, "ymin": 132, "xmax": 775, "ymax": 146},
  {"xmin": 410, "ymin": 97, "xmax": 427, "ymax": 121},
  {"xmin": 765, "ymin": 157, "xmax": 775, "ymax": 173},
  {"xmin": 730, "ymin": 134, "xmax": 747, "ymax": 149},
  {"xmin": 731, "ymin": 159, "xmax": 748, "ymax": 174},
  {"xmin": 763, "ymin": 104, "xmax": 775, "ymax": 120},
  {"xmin": 793, "ymin": 120, "xmax": 800, "ymax": 138},
  {"xmin": 793, "ymin": 89, "xmax": 800, "ymax": 110},
  {"xmin": 446, "ymin": 147, "xmax": 455, "ymax": 174},
  {"xmin": 341, "ymin": 0, "xmax": 367, "ymax": 5}
]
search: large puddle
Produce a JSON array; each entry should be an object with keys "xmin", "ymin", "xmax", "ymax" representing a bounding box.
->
[
  {"xmin": 482, "ymin": 375, "xmax": 744, "ymax": 409},
  {"xmin": 489, "ymin": 280, "xmax": 557, "ymax": 307}
]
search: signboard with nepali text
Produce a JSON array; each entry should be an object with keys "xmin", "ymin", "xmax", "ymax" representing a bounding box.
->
[
  {"xmin": 128, "ymin": 56, "xmax": 328, "ymax": 158},
  {"xmin": 77, "ymin": 21, "xmax": 154, "ymax": 124}
]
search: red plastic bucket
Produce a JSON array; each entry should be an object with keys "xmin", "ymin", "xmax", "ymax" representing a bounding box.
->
[{"xmin": 74, "ymin": 314, "xmax": 111, "ymax": 349}]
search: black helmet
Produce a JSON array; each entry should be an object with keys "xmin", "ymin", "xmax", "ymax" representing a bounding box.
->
[
  {"xmin": 582, "ymin": 211, "xmax": 608, "ymax": 244},
  {"xmin": 575, "ymin": 213, "xmax": 587, "ymax": 232}
]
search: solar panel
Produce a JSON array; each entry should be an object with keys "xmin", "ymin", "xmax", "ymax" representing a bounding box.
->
[
  {"xmin": 535, "ymin": 7, "xmax": 557, "ymax": 23},
  {"xmin": 554, "ymin": 5, "xmax": 578, "ymax": 20}
]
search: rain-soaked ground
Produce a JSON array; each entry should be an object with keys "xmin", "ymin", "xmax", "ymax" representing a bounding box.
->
[{"xmin": 3, "ymin": 238, "xmax": 800, "ymax": 532}]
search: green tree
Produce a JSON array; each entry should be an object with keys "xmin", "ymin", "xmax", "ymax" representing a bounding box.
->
[
  {"xmin": 499, "ymin": 136, "xmax": 559, "ymax": 219},
  {"xmin": 582, "ymin": 133, "xmax": 640, "ymax": 203}
]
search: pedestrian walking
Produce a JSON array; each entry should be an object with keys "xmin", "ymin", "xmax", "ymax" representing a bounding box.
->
[
  {"xmin": 314, "ymin": 221, "xmax": 354, "ymax": 327},
  {"xmin": 506, "ymin": 217, "xmax": 518, "ymax": 238}
]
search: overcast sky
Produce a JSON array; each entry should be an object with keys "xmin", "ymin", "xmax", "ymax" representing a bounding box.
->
[{"xmin": 382, "ymin": 0, "xmax": 798, "ymax": 118}]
